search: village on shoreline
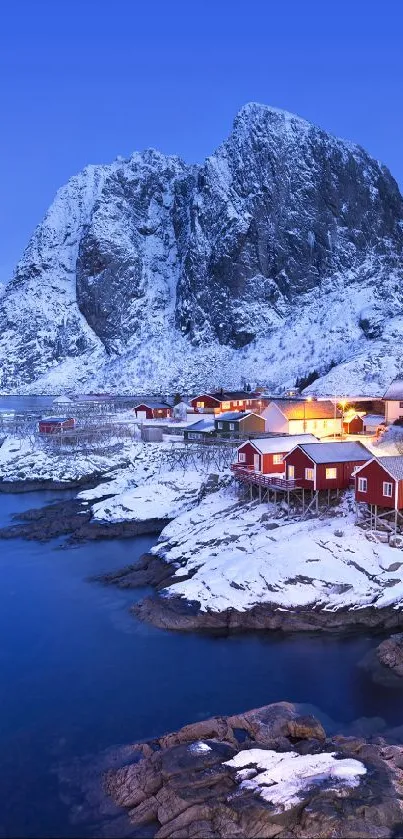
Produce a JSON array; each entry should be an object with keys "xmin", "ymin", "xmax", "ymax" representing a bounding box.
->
[{"xmin": 2, "ymin": 378, "xmax": 403, "ymax": 636}]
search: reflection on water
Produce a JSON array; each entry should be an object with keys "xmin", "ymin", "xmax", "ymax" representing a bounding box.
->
[{"xmin": 0, "ymin": 489, "xmax": 402, "ymax": 837}]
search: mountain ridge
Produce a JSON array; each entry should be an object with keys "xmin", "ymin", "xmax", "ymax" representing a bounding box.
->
[{"xmin": 1, "ymin": 102, "xmax": 403, "ymax": 395}]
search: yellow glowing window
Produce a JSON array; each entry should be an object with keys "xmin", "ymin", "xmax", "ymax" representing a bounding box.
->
[
  {"xmin": 305, "ymin": 468, "xmax": 314, "ymax": 481},
  {"xmin": 325, "ymin": 468, "xmax": 337, "ymax": 480}
]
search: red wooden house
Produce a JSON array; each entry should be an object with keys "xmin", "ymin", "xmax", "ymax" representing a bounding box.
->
[
  {"xmin": 190, "ymin": 390, "xmax": 265, "ymax": 414},
  {"xmin": 133, "ymin": 401, "xmax": 172, "ymax": 420},
  {"xmin": 38, "ymin": 417, "xmax": 75, "ymax": 434},
  {"xmin": 235, "ymin": 434, "xmax": 318, "ymax": 474},
  {"xmin": 343, "ymin": 411, "xmax": 365, "ymax": 435},
  {"xmin": 354, "ymin": 456, "xmax": 403, "ymax": 510},
  {"xmin": 283, "ymin": 442, "xmax": 370, "ymax": 490}
]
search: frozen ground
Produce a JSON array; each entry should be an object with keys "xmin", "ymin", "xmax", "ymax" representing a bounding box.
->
[{"xmin": 150, "ymin": 489, "xmax": 403, "ymax": 615}]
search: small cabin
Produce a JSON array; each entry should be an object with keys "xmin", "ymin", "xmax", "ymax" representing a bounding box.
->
[
  {"xmin": 133, "ymin": 402, "xmax": 172, "ymax": 420},
  {"xmin": 343, "ymin": 411, "xmax": 365, "ymax": 435},
  {"xmin": 184, "ymin": 419, "xmax": 216, "ymax": 441},
  {"xmin": 38, "ymin": 417, "xmax": 75, "ymax": 434},
  {"xmin": 362, "ymin": 414, "xmax": 385, "ymax": 435},
  {"xmin": 354, "ymin": 456, "xmax": 403, "ymax": 510},
  {"xmin": 235, "ymin": 434, "xmax": 318, "ymax": 474},
  {"xmin": 283, "ymin": 442, "xmax": 370, "ymax": 490},
  {"xmin": 215, "ymin": 411, "xmax": 265, "ymax": 437}
]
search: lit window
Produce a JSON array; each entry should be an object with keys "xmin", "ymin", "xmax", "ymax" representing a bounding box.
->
[
  {"xmin": 358, "ymin": 477, "xmax": 367, "ymax": 492},
  {"xmin": 217, "ymin": 422, "xmax": 223, "ymax": 429},
  {"xmin": 229, "ymin": 423, "xmax": 235, "ymax": 431},
  {"xmin": 238, "ymin": 452, "xmax": 246, "ymax": 463},
  {"xmin": 323, "ymin": 420, "xmax": 327, "ymax": 428},
  {"xmin": 221, "ymin": 402, "xmax": 230, "ymax": 410},
  {"xmin": 325, "ymin": 468, "xmax": 337, "ymax": 480},
  {"xmin": 288, "ymin": 465, "xmax": 295, "ymax": 479},
  {"xmin": 383, "ymin": 482, "xmax": 393, "ymax": 497},
  {"xmin": 305, "ymin": 468, "xmax": 314, "ymax": 481},
  {"xmin": 273, "ymin": 454, "xmax": 283, "ymax": 464},
  {"xmin": 196, "ymin": 401, "xmax": 204, "ymax": 408},
  {"xmin": 312, "ymin": 420, "xmax": 317, "ymax": 429}
]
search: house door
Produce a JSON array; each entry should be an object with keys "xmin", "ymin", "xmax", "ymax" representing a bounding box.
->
[
  {"xmin": 253, "ymin": 454, "xmax": 260, "ymax": 472},
  {"xmin": 136, "ymin": 411, "xmax": 147, "ymax": 421},
  {"xmin": 288, "ymin": 464, "xmax": 295, "ymax": 479}
]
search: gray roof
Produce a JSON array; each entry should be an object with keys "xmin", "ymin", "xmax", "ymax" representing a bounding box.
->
[
  {"xmin": 187, "ymin": 419, "xmax": 215, "ymax": 432},
  {"xmin": 243, "ymin": 433, "xmax": 318, "ymax": 455},
  {"xmin": 374, "ymin": 456, "xmax": 403, "ymax": 481},
  {"xmin": 217, "ymin": 411, "xmax": 261, "ymax": 422},
  {"xmin": 296, "ymin": 441, "xmax": 371, "ymax": 464}
]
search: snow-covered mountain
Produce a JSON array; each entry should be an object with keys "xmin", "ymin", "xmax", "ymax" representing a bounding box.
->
[{"xmin": 1, "ymin": 103, "xmax": 403, "ymax": 395}]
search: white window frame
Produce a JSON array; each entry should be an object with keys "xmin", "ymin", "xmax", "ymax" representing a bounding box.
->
[
  {"xmin": 229, "ymin": 422, "xmax": 235, "ymax": 431},
  {"xmin": 383, "ymin": 481, "xmax": 393, "ymax": 498},
  {"xmin": 325, "ymin": 467, "xmax": 337, "ymax": 480},
  {"xmin": 273, "ymin": 453, "xmax": 283, "ymax": 465},
  {"xmin": 288, "ymin": 465, "xmax": 295, "ymax": 479},
  {"xmin": 196, "ymin": 401, "xmax": 204, "ymax": 408},
  {"xmin": 217, "ymin": 422, "xmax": 223, "ymax": 429},
  {"xmin": 238, "ymin": 452, "xmax": 246, "ymax": 463},
  {"xmin": 358, "ymin": 477, "xmax": 367, "ymax": 492},
  {"xmin": 221, "ymin": 402, "xmax": 230, "ymax": 410},
  {"xmin": 305, "ymin": 468, "xmax": 314, "ymax": 481}
]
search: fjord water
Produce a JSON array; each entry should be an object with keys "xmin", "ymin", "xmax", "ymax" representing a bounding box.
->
[{"xmin": 1, "ymin": 491, "xmax": 403, "ymax": 837}]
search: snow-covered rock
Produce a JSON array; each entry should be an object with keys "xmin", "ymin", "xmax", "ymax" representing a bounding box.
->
[
  {"xmin": 148, "ymin": 490, "xmax": 403, "ymax": 617},
  {"xmin": 1, "ymin": 103, "xmax": 402, "ymax": 394}
]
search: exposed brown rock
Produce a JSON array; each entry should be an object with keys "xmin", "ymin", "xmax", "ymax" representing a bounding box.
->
[{"xmin": 104, "ymin": 703, "xmax": 403, "ymax": 838}]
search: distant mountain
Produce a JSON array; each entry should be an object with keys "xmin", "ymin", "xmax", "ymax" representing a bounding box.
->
[{"xmin": 1, "ymin": 103, "xmax": 403, "ymax": 395}]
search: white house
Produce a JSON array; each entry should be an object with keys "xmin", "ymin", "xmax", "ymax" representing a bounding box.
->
[
  {"xmin": 383, "ymin": 378, "xmax": 403, "ymax": 424},
  {"xmin": 262, "ymin": 399, "xmax": 342, "ymax": 439}
]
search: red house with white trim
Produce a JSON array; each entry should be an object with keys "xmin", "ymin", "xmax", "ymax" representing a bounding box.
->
[
  {"xmin": 190, "ymin": 390, "xmax": 265, "ymax": 414},
  {"xmin": 133, "ymin": 401, "xmax": 172, "ymax": 420},
  {"xmin": 354, "ymin": 456, "xmax": 403, "ymax": 510},
  {"xmin": 235, "ymin": 434, "xmax": 318, "ymax": 474},
  {"xmin": 283, "ymin": 442, "xmax": 370, "ymax": 490},
  {"xmin": 38, "ymin": 417, "xmax": 75, "ymax": 434}
]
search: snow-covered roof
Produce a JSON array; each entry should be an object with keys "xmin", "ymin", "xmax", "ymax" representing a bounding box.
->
[
  {"xmin": 134, "ymin": 400, "xmax": 171, "ymax": 409},
  {"xmin": 187, "ymin": 419, "xmax": 215, "ymax": 432},
  {"xmin": 296, "ymin": 441, "xmax": 370, "ymax": 464},
  {"xmin": 240, "ymin": 433, "xmax": 318, "ymax": 454},
  {"xmin": 363, "ymin": 414, "xmax": 385, "ymax": 427},
  {"xmin": 40, "ymin": 416, "xmax": 73, "ymax": 423},
  {"xmin": 374, "ymin": 455, "xmax": 403, "ymax": 481},
  {"xmin": 53, "ymin": 395, "xmax": 73, "ymax": 404},
  {"xmin": 217, "ymin": 411, "xmax": 261, "ymax": 422},
  {"xmin": 272, "ymin": 400, "xmax": 341, "ymax": 420},
  {"xmin": 383, "ymin": 378, "xmax": 403, "ymax": 401}
]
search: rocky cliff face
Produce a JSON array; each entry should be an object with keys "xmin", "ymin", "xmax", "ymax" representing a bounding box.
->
[{"xmin": 1, "ymin": 103, "xmax": 403, "ymax": 394}]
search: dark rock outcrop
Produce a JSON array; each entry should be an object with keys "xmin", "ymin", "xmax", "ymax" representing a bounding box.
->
[
  {"xmin": 377, "ymin": 633, "xmax": 403, "ymax": 677},
  {"xmin": 104, "ymin": 702, "xmax": 403, "ymax": 838}
]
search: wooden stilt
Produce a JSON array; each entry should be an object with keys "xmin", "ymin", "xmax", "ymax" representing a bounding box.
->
[
  {"xmin": 395, "ymin": 508, "xmax": 398, "ymax": 534},
  {"xmin": 327, "ymin": 489, "xmax": 330, "ymax": 505},
  {"xmin": 375, "ymin": 504, "xmax": 378, "ymax": 531},
  {"xmin": 302, "ymin": 489, "xmax": 305, "ymax": 513},
  {"xmin": 315, "ymin": 492, "xmax": 319, "ymax": 513}
]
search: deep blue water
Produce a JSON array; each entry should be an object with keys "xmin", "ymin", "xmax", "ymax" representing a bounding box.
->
[{"xmin": 1, "ymin": 490, "xmax": 403, "ymax": 837}]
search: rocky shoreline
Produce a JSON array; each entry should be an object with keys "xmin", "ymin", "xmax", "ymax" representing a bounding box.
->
[
  {"xmin": 103, "ymin": 701, "xmax": 403, "ymax": 838},
  {"xmin": 0, "ymin": 497, "xmax": 169, "ymax": 543}
]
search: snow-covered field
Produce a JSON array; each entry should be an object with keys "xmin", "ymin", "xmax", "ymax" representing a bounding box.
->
[
  {"xmin": 0, "ymin": 435, "xmax": 136, "ymax": 484},
  {"xmin": 150, "ymin": 489, "xmax": 403, "ymax": 614}
]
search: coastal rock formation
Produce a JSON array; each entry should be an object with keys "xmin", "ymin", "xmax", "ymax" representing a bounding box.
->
[
  {"xmin": 377, "ymin": 633, "xmax": 403, "ymax": 677},
  {"xmin": 104, "ymin": 702, "xmax": 403, "ymax": 838},
  {"xmin": 1, "ymin": 103, "xmax": 403, "ymax": 394}
]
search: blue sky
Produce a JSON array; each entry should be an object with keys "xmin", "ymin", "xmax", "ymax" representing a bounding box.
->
[{"xmin": 1, "ymin": 0, "xmax": 402, "ymax": 281}]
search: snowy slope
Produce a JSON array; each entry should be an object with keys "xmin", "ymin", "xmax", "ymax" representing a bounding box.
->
[
  {"xmin": 150, "ymin": 490, "xmax": 403, "ymax": 614},
  {"xmin": 1, "ymin": 103, "xmax": 403, "ymax": 394}
]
